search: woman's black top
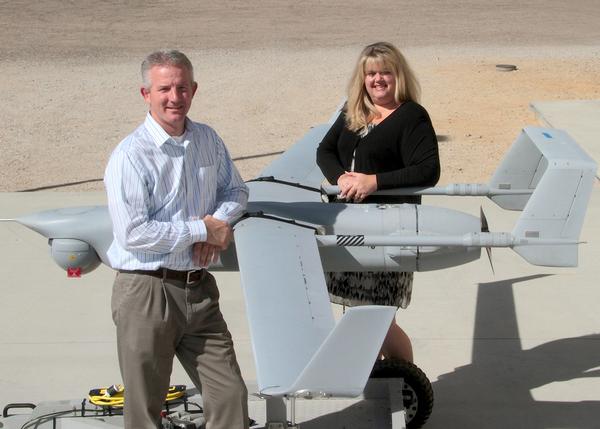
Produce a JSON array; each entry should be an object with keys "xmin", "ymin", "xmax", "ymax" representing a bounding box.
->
[{"xmin": 316, "ymin": 101, "xmax": 440, "ymax": 204}]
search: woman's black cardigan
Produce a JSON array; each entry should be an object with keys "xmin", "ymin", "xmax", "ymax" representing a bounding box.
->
[{"xmin": 316, "ymin": 101, "xmax": 440, "ymax": 204}]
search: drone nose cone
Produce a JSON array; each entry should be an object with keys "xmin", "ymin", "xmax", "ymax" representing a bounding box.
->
[{"xmin": 16, "ymin": 210, "xmax": 65, "ymax": 238}]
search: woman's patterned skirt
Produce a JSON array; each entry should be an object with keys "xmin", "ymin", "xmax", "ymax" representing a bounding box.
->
[{"xmin": 325, "ymin": 271, "xmax": 413, "ymax": 309}]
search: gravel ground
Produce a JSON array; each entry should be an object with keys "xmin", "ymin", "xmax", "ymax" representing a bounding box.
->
[{"xmin": 1, "ymin": 1, "xmax": 599, "ymax": 192}]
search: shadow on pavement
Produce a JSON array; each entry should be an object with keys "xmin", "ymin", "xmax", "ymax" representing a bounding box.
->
[
  {"xmin": 428, "ymin": 275, "xmax": 600, "ymax": 429},
  {"xmin": 298, "ymin": 274, "xmax": 599, "ymax": 428}
]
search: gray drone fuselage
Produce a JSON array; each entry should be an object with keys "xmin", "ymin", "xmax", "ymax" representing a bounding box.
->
[
  {"xmin": 14, "ymin": 123, "xmax": 597, "ymax": 276},
  {"xmin": 15, "ymin": 186, "xmax": 481, "ymax": 275}
]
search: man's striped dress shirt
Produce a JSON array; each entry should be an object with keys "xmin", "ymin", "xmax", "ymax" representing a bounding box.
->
[{"xmin": 104, "ymin": 113, "xmax": 248, "ymax": 270}]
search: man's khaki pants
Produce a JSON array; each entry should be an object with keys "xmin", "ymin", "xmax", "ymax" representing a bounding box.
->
[{"xmin": 112, "ymin": 271, "xmax": 249, "ymax": 429}]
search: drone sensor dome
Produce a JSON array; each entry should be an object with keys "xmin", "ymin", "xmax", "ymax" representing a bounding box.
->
[{"xmin": 50, "ymin": 238, "xmax": 101, "ymax": 275}]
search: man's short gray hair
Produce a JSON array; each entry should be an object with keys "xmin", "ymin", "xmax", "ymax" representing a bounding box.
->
[{"xmin": 141, "ymin": 50, "xmax": 194, "ymax": 89}]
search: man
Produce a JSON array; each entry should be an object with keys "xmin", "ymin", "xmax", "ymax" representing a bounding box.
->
[{"xmin": 104, "ymin": 50, "xmax": 249, "ymax": 429}]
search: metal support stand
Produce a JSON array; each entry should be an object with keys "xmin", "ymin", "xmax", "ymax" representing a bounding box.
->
[
  {"xmin": 289, "ymin": 397, "xmax": 297, "ymax": 428},
  {"xmin": 258, "ymin": 379, "xmax": 408, "ymax": 428},
  {"xmin": 264, "ymin": 396, "xmax": 299, "ymax": 429},
  {"xmin": 265, "ymin": 397, "xmax": 287, "ymax": 429},
  {"xmin": 388, "ymin": 378, "xmax": 407, "ymax": 429}
]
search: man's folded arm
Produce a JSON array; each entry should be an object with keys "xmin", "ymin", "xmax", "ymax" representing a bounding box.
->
[
  {"xmin": 212, "ymin": 137, "xmax": 249, "ymax": 224},
  {"xmin": 105, "ymin": 150, "xmax": 207, "ymax": 253}
]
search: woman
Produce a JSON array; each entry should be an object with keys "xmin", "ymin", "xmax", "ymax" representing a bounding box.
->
[{"xmin": 316, "ymin": 42, "xmax": 440, "ymax": 363}]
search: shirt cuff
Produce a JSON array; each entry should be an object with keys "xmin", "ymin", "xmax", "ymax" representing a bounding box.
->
[
  {"xmin": 187, "ymin": 220, "xmax": 207, "ymax": 243},
  {"xmin": 212, "ymin": 211, "xmax": 228, "ymax": 223},
  {"xmin": 213, "ymin": 206, "xmax": 245, "ymax": 224}
]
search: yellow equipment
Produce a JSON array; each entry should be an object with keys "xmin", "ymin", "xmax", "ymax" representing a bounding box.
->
[{"xmin": 88, "ymin": 384, "xmax": 186, "ymax": 408}]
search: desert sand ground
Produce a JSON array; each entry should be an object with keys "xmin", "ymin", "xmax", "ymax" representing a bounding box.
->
[{"xmin": 1, "ymin": 1, "xmax": 599, "ymax": 192}]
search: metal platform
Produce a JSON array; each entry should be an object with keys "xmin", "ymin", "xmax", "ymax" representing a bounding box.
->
[{"xmin": 1, "ymin": 379, "xmax": 407, "ymax": 429}]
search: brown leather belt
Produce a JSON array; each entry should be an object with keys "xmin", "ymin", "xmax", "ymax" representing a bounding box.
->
[{"xmin": 118, "ymin": 268, "xmax": 206, "ymax": 284}]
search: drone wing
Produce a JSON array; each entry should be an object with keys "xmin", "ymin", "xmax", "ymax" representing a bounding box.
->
[{"xmin": 234, "ymin": 217, "xmax": 395, "ymax": 397}]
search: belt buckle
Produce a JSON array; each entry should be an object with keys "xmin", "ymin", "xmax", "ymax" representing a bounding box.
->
[{"xmin": 186, "ymin": 269, "xmax": 200, "ymax": 285}]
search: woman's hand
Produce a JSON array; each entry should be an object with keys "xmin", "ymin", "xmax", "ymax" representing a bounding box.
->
[
  {"xmin": 337, "ymin": 172, "xmax": 354, "ymax": 200},
  {"xmin": 337, "ymin": 172, "xmax": 377, "ymax": 202}
]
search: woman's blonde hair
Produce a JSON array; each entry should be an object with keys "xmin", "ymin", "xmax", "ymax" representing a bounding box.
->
[{"xmin": 346, "ymin": 42, "xmax": 421, "ymax": 133}]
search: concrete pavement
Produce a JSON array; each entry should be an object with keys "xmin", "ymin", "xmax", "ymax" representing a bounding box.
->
[
  {"xmin": 531, "ymin": 99, "xmax": 600, "ymax": 172},
  {"xmin": 1, "ymin": 101, "xmax": 599, "ymax": 427}
]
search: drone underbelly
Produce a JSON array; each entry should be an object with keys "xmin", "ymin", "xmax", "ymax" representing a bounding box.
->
[
  {"xmin": 216, "ymin": 202, "xmax": 482, "ymax": 273},
  {"xmin": 319, "ymin": 204, "xmax": 482, "ymax": 272}
]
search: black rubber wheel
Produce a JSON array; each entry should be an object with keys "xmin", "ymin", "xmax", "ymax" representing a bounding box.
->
[{"xmin": 370, "ymin": 359, "xmax": 434, "ymax": 429}]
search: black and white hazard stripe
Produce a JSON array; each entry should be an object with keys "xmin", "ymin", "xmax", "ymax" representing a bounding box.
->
[{"xmin": 336, "ymin": 235, "xmax": 365, "ymax": 246}]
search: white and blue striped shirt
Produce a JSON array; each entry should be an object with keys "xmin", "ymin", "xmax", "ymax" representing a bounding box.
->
[{"xmin": 104, "ymin": 113, "xmax": 248, "ymax": 270}]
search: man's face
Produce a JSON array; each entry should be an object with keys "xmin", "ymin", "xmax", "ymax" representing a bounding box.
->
[{"xmin": 141, "ymin": 65, "xmax": 197, "ymax": 136}]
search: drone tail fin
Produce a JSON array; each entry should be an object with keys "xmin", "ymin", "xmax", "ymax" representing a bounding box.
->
[
  {"xmin": 490, "ymin": 127, "xmax": 597, "ymax": 266},
  {"xmin": 287, "ymin": 306, "xmax": 396, "ymax": 397}
]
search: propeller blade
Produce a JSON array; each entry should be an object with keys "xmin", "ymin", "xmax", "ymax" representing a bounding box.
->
[
  {"xmin": 480, "ymin": 206, "xmax": 494, "ymax": 274},
  {"xmin": 485, "ymin": 246, "xmax": 495, "ymax": 275},
  {"xmin": 480, "ymin": 206, "xmax": 489, "ymax": 233}
]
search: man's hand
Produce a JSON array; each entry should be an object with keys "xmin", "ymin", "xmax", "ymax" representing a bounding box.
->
[
  {"xmin": 203, "ymin": 215, "xmax": 233, "ymax": 250},
  {"xmin": 337, "ymin": 172, "xmax": 377, "ymax": 202},
  {"xmin": 193, "ymin": 242, "xmax": 221, "ymax": 267}
]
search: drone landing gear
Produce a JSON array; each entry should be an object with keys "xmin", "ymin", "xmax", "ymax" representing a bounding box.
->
[
  {"xmin": 261, "ymin": 360, "xmax": 432, "ymax": 429},
  {"xmin": 370, "ymin": 358, "xmax": 434, "ymax": 429}
]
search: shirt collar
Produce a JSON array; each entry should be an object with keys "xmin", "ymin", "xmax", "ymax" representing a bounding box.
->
[{"xmin": 144, "ymin": 112, "xmax": 192, "ymax": 148}]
